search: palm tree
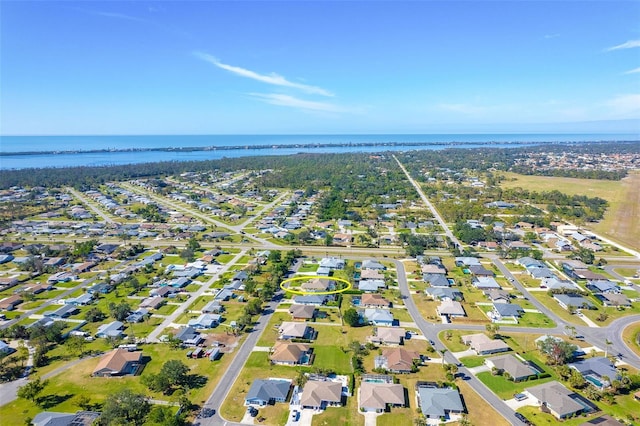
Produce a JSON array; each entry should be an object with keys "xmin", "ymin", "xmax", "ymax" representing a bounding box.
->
[{"xmin": 439, "ymin": 348, "xmax": 447, "ymax": 366}]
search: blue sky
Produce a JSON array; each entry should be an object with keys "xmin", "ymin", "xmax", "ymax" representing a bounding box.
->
[{"xmin": 1, "ymin": 1, "xmax": 639, "ymax": 135}]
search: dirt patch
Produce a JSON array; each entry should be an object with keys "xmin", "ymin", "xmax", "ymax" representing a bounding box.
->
[{"xmin": 203, "ymin": 333, "xmax": 239, "ymax": 353}]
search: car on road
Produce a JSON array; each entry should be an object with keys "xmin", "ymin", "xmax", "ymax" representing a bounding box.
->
[
  {"xmin": 515, "ymin": 412, "xmax": 532, "ymax": 424},
  {"xmin": 429, "ymin": 340, "xmax": 436, "ymax": 346}
]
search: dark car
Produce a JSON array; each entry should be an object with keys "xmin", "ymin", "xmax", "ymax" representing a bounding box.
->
[{"xmin": 515, "ymin": 412, "xmax": 531, "ymax": 424}]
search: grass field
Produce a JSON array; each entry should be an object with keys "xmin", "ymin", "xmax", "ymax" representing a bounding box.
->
[
  {"xmin": 499, "ymin": 171, "xmax": 640, "ymax": 252},
  {"xmin": 622, "ymin": 322, "xmax": 640, "ymax": 358}
]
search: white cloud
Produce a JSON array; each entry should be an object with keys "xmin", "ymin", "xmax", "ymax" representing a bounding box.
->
[
  {"xmin": 543, "ymin": 34, "xmax": 560, "ymax": 39},
  {"xmin": 604, "ymin": 94, "xmax": 640, "ymax": 118},
  {"xmin": 194, "ymin": 52, "xmax": 334, "ymax": 97},
  {"xmin": 248, "ymin": 93, "xmax": 356, "ymax": 113},
  {"xmin": 606, "ymin": 40, "xmax": 640, "ymax": 51},
  {"xmin": 89, "ymin": 10, "xmax": 148, "ymax": 23},
  {"xmin": 436, "ymin": 103, "xmax": 487, "ymax": 114},
  {"xmin": 623, "ymin": 67, "xmax": 640, "ymax": 74}
]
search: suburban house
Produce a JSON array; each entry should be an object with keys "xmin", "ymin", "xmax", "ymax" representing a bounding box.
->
[
  {"xmin": 302, "ymin": 278, "xmax": 334, "ymax": 292},
  {"xmin": 361, "ymin": 269, "xmax": 385, "ymax": 280},
  {"xmin": 92, "ymin": 348, "xmax": 143, "ymax": 377},
  {"xmin": 586, "ymin": 280, "xmax": 620, "ymax": 294},
  {"xmin": 553, "ymin": 294, "xmax": 595, "ymax": 310},
  {"xmin": 362, "ymin": 260, "xmax": 386, "ymax": 270},
  {"xmin": 245, "ymin": 379, "xmax": 292, "ymax": 406},
  {"xmin": 125, "ymin": 308, "xmax": 149, "ymax": 323},
  {"xmin": 289, "ymin": 304, "xmax": 317, "ymax": 320},
  {"xmin": 375, "ymin": 348, "xmax": 420, "ymax": 373},
  {"xmin": 461, "ymin": 333, "xmax": 510, "ymax": 355},
  {"xmin": 368, "ymin": 327, "xmax": 406, "ymax": 345},
  {"xmin": 525, "ymin": 381, "xmax": 587, "ymax": 420},
  {"xmin": 455, "ymin": 257, "xmax": 481, "ymax": 267},
  {"xmin": 568, "ymin": 357, "xmax": 618, "ymax": 389},
  {"xmin": 484, "ymin": 289, "xmax": 511, "ymax": 304},
  {"xmin": 95, "ymin": 321, "xmax": 125, "ymax": 339},
  {"xmin": 0, "ymin": 295, "xmax": 23, "ymax": 311},
  {"xmin": 361, "ymin": 308, "xmax": 395, "ymax": 326},
  {"xmin": 597, "ymin": 293, "xmax": 632, "ymax": 307},
  {"xmin": 359, "ymin": 293, "xmax": 391, "ymax": 308},
  {"xmin": 359, "ymin": 380, "xmax": 405, "ymax": 412},
  {"xmin": 294, "ymin": 294, "xmax": 330, "ymax": 306},
  {"xmin": 269, "ymin": 342, "xmax": 313, "ymax": 366},
  {"xmin": 425, "ymin": 287, "xmax": 463, "ymax": 301},
  {"xmin": 491, "ymin": 303, "xmax": 524, "ymax": 322},
  {"xmin": 416, "ymin": 383, "xmax": 465, "ymax": 421},
  {"xmin": 436, "ymin": 300, "xmax": 466, "ymax": 318},
  {"xmin": 175, "ymin": 326, "xmax": 204, "ymax": 346},
  {"xmin": 278, "ymin": 322, "xmax": 315, "ymax": 340},
  {"xmin": 541, "ymin": 278, "xmax": 577, "ymax": 291},
  {"xmin": 473, "ymin": 276, "xmax": 501, "ymax": 290},
  {"xmin": 319, "ymin": 257, "xmax": 345, "ymax": 270},
  {"xmin": 300, "ymin": 379, "xmax": 343, "ymax": 410},
  {"xmin": 358, "ymin": 279, "xmax": 386, "ymax": 292},
  {"xmin": 484, "ymin": 354, "xmax": 537, "ymax": 381},
  {"xmin": 32, "ymin": 411, "xmax": 100, "ymax": 426},
  {"xmin": 44, "ymin": 304, "xmax": 78, "ymax": 319},
  {"xmin": 421, "ymin": 264, "xmax": 447, "ymax": 275},
  {"xmin": 424, "ymin": 273, "xmax": 453, "ymax": 288},
  {"xmin": 202, "ymin": 300, "xmax": 224, "ymax": 314},
  {"xmin": 139, "ymin": 296, "xmax": 165, "ymax": 310},
  {"xmin": 469, "ymin": 265, "xmax": 495, "ymax": 277},
  {"xmin": 188, "ymin": 313, "xmax": 221, "ymax": 329}
]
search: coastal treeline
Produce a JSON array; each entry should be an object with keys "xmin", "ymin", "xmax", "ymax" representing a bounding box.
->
[{"xmin": 1, "ymin": 141, "xmax": 638, "ymax": 189}]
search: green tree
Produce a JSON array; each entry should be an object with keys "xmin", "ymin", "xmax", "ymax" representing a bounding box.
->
[
  {"xmin": 537, "ymin": 336, "xmax": 577, "ymax": 365},
  {"xmin": 84, "ymin": 307, "xmax": 105, "ymax": 322},
  {"xmin": 108, "ymin": 301, "xmax": 131, "ymax": 321},
  {"xmin": 187, "ymin": 237, "xmax": 200, "ymax": 252},
  {"xmin": 99, "ymin": 389, "xmax": 150, "ymax": 426},
  {"xmin": 17, "ymin": 378, "xmax": 48, "ymax": 405},
  {"xmin": 343, "ymin": 308, "xmax": 360, "ymax": 327}
]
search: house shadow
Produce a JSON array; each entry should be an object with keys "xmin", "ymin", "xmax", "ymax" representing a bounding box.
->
[
  {"xmin": 38, "ymin": 393, "xmax": 73, "ymax": 409},
  {"xmin": 134, "ymin": 355, "xmax": 152, "ymax": 376}
]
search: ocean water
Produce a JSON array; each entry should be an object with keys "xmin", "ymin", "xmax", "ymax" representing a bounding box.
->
[{"xmin": 0, "ymin": 133, "xmax": 636, "ymax": 170}]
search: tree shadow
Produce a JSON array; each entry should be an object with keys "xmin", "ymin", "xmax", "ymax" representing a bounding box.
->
[
  {"xmin": 38, "ymin": 393, "xmax": 73, "ymax": 409},
  {"xmin": 184, "ymin": 373, "xmax": 208, "ymax": 389}
]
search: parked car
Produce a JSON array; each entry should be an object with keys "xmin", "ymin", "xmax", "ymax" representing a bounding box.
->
[{"xmin": 515, "ymin": 412, "xmax": 531, "ymax": 424}]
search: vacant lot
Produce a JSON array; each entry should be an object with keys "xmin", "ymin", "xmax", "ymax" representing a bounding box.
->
[{"xmin": 499, "ymin": 171, "xmax": 640, "ymax": 252}]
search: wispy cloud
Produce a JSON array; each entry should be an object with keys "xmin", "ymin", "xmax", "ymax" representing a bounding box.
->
[
  {"xmin": 194, "ymin": 52, "xmax": 334, "ymax": 97},
  {"xmin": 248, "ymin": 93, "xmax": 357, "ymax": 113},
  {"xmin": 84, "ymin": 10, "xmax": 149, "ymax": 23},
  {"xmin": 436, "ymin": 103, "xmax": 487, "ymax": 114},
  {"xmin": 606, "ymin": 40, "xmax": 640, "ymax": 51},
  {"xmin": 624, "ymin": 67, "xmax": 640, "ymax": 74},
  {"xmin": 543, "ymin": 34, "xmax": 560, "ymax": 39},
  {"xmin": 604, "ymin": 94, "xmax": 640, "ymax": 118}
]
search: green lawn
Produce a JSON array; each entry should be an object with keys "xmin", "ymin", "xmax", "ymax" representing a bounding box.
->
[
  {"xmin": 312, "ymin": 345, "xmax": 352, "ymax": 374},
  {"xmin": 476, "ymin": 372, "xmax": 554, "ymax": 399},
  {"xmin": 516, "ymin": 313, "xmax": 556, "ymax": 328},
  {"xmin": 438, "ymin": 329, "xmax": 472, "ymax": 352},
  {"xmin": 459, "ymin": 355, "xmax": 486, "ymax": 368}
]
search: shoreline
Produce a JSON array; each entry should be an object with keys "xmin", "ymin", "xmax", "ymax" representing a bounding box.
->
[{"xmin": 2, "ymin": 139, "xmax": 638, "ymax": 157}]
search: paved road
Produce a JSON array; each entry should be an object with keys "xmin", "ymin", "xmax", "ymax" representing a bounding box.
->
[
  {"xmin": 196, "ymin": 294, "xmax": 283, "ymax": 426},
  {"xmin": 146, "ymin": 250, "xmax": 247, "ymax": 342},
  {"xmin": 120, "ymin": 182, "xmax": 280, "ymax": 249},
  {"xmin": 391, "ymin": 258, "xmax": 529, "ymax": 425},
  {"xmin": 393, "ymin": 155, "xmax": 463, "ymax": 250},
  {"xmin": 66, "ymin": 187, "xmax": 115, "ymax": 224}
]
